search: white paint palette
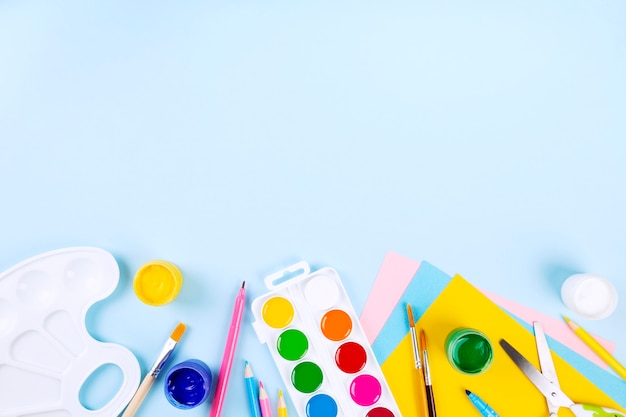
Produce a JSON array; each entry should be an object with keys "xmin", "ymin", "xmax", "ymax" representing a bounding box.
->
[
  {"xmin": 0, "ymin": 247, "xmax": 140, "ymax": 417},
  {"xmin": 251, "ymin": 262, "xmax": 400, "ymax": 417}
]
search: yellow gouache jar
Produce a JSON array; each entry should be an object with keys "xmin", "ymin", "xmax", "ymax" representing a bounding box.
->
[{"xmin": 133, "ymin": 260, "xmax": 183, "ymax": 306}]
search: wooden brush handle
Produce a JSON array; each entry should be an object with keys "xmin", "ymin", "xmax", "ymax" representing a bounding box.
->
[{"xmin": 121, "ymin": 376, "xmax": 155, "ymax": 417}]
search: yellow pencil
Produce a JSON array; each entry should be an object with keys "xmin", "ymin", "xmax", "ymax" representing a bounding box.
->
[
  {"xmin": 564, "ymin": 316, "xmax": 626, "ymax": 381},
  {"xmin": 277, "ymin": 390, "xmax": 288, "ymax": 417}
]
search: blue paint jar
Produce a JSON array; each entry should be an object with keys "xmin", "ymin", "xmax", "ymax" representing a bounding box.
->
[{"xmin": 164, "ymin": 359, "xmax": 212, "ymax": 409}]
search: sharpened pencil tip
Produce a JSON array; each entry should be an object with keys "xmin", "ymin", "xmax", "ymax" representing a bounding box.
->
[
  {"xmin": 244, "ymin": 361, "xmax": 253, "ymax": 378},
  {"xmin": 563, "ymin": 315, "xmax": 579, "ymax": 331},
  {"xmin": 465, "ymin": 389, "xmax": 471, "ymax": 395},
  {"xmin": 242, "ymin": 280, "xmax": 246, "ymax": 288},
  {"xmin": 258, "ymin": 380, "xmax": 268, "ymax": 399}
]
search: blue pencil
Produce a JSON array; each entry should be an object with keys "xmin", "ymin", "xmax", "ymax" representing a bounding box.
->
[
  {"xmin": 245, "ymin": 361, "xmax": 262, "ymax": 417},
  {"xmin": 465, "ymin": 390, "xmax": 500, "ymax": 417}
]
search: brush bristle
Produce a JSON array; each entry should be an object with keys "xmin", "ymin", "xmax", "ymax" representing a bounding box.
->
[
  {"xmin": 170, "ymin": 322, "xmax": 187, "ymax": 342},
  {"xmin": 406, "ymin": 304, "xmax": 415, "ymax": 327}
]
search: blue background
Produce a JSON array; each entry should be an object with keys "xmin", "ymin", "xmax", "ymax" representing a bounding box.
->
[{"xmin": 1, "ymin": 0, "xmax": 625, "ymax": 415}]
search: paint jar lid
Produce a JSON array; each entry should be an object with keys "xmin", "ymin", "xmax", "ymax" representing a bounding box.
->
[
  {"xmin": 133, "ymin": 260, "xmax": 183, "ymax": 306},
  {"xmin": 561, "ymin": 273, "xmax": 618, "ymax": 320},
  {"xmin": 164, "ymin": 359, "xmax": 212, "ymax": 409}
]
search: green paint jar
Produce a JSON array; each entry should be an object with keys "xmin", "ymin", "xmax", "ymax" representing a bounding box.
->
[{"xmin": 445, "ymin": 328, "xmax": 493, "ymax": 374}]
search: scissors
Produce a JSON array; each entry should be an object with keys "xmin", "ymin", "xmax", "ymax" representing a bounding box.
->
[{"xmin": 499, "ymin": 322, "xmax": 625, "ymax": 417}]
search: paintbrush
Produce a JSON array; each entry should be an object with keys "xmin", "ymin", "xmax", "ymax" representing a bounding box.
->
[
  {"xmin": 121, "ymin": 322, "xmax": 187, "ymax": 417},
  {"xmin": 420, "ymin": 329, "xmax": 437, "ymax": 417},
  {"xmin": 407, "ymin": 305, "xmax": 429, "ymax": 417}
]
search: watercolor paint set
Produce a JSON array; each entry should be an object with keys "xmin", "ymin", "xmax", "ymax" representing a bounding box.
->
[{"xmin": 251, "ymin": 262, "xmax": 400, "ymax": 417}]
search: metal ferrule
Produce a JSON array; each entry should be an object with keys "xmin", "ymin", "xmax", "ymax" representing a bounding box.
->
[
  {"xmin": 149, "ymin": 339, "xmax": 177, "ymax": 377},
  {"xmin": 409, "ymin": 328, "xmax": 421, "ymax": 369},
  {"xmin": 422, "ymin": 349, "xmax": 432, "ymax": 385}
]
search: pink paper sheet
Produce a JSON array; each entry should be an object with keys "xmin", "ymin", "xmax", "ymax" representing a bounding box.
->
[
  {"xmin": 480, "ymin": 288, "xmax": 616, "ymax": 368},
  {"xmin": 360, "ymin": 251, "xmax": 420, "ymax": 343},
  {"xmin": 360, "ymin": 251, "xmax": 616, "ymax": 369}
]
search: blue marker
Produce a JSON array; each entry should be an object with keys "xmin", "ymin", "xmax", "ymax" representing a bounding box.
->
[{"xmin": 465, "ymin": 390, "xmax": 500, "ymax": 417}]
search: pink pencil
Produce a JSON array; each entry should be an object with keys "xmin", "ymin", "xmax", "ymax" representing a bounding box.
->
[
  {"xmin": 209, "ymin": 281, "xmax": 246, "ymax": 417},
  {"xmin": 259, "ymin": 381, "xmax": 273, "ymax": 417}
]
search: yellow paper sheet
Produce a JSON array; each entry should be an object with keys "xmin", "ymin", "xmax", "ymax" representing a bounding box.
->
[{"xmin": 382, "ymin": 275, "xmax": 626, "ymax": 417}]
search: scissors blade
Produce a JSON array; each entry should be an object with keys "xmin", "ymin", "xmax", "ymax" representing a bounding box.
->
[
  {"xmin": 533, "ymin": 322, "xmax": 561, "ymax": 414},
  {"xmin": 499, "ymin": 339, "xmax": 573, "ymax": 408}
]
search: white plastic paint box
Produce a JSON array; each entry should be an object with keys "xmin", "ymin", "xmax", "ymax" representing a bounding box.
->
[{"xmin": 251, "ymin": 262, "xmax": 400, "ymax": 417}]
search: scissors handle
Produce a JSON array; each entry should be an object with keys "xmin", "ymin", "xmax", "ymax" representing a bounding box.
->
[{"xmin": 570, "ymin": 404, "xmax": 626, "ymax": 417}]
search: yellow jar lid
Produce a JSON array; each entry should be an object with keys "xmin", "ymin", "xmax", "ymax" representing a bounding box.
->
[{"xmin": 133, "ymin": 260, "xmax": 183, "ymax": 306}]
